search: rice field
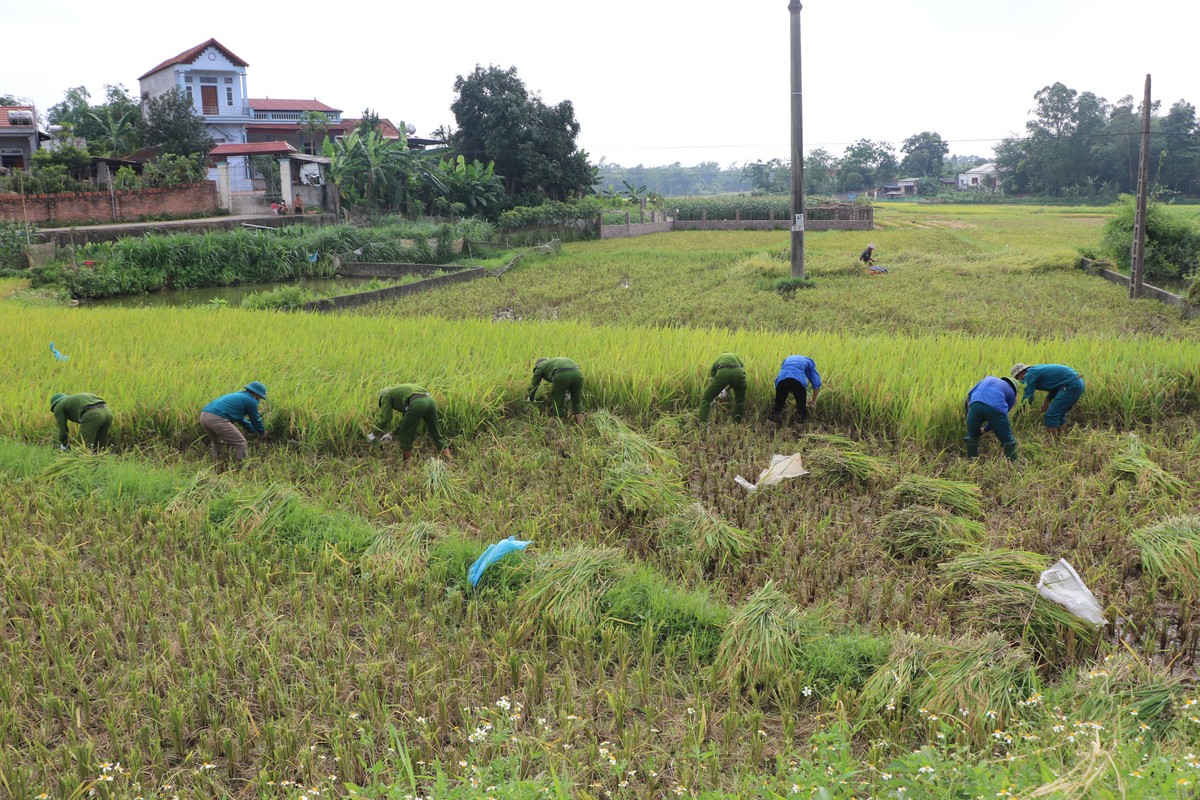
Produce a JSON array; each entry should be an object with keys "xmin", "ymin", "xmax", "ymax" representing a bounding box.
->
[{"xmin": 3, "ymin": 205, "xmax": 1200, "ymax": 799}]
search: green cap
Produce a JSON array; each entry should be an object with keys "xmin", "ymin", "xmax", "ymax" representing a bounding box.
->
[{"xmin": 50, "ymin": 392, "xmax": 67, "ymax": 411}]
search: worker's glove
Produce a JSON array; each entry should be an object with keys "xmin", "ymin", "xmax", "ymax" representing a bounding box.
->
[
  {"xmin": 58, "ymin": 444, "xmax": 69, "ymax": 451},
  {"xmin": 527, "ymin": 394, "xmax": 536, "ymax": 403},
  {"xmin": 379, "ymin": 433, "xmax": 394, "ymax": 443},
  {"xmin": 717, "ymin": 388, "xmax": 728, "ymax": 400}
]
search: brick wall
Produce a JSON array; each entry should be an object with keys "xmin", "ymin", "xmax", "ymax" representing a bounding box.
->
[
  {"xmin": 670, "ymin": 219, "xmax": 872, "ymax": 231},
  {"xmin": 0, "ymin": 183, "xmax": 218, "ymax": 225}
]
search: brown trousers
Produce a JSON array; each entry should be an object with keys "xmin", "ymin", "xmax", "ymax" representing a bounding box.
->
[{"xmin": 199, "ymin": 411, "xmax": 248, "ymax": 461}]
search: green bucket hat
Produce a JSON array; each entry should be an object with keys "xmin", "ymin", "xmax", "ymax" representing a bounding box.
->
[{"xmin": 50, "ymin": 392, "xmax": 67, "ymax": 411}]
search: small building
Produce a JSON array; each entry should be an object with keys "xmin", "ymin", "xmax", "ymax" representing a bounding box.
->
[
  {"xmin": 0, "ymin": 106, "xmax": 47, "ymax": 173},
  {"xmin": 247, "ymin": 98, "xmax": 347, "ymax": 154},
  {"xmin": 958, "ymin": 162, "xmax": 997, "ymax": 190}
]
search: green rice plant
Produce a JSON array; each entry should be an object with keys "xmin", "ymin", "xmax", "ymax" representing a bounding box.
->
[
  {"xmin": 858, "ymin": 632, "xmax": 1039, "ymax": 748},
  {"xmin": 601, "ymin": 461, "xmax": 687, "ymax": 517},
  {"xmin": 885, "ymin": 475, "xmax": 984, "ymax": 518},
  {"xmin": 361, "ymin": 521, "xmax": 443, "ymax": 577},
  {"xmin": 518, "ymin": 545, "xmax": 628, "ymax": 639},
  {"xmin": 602, "ymin": 565, "xmax": 729, "ymax": 660},
  {"xmin": 591, "ymin": 410, "xmax": 679, "ymax": 469},
  {"xmin": 805, "ymin": 445, "xmax": 894, "ymax": 487},
  {"xmin": 422, "ymin": 456, "xmax": 466, "ymax": 502},
  {"xmin": 794, "ymin": 631, "xmax": 892, "ymax": 693},
  {"xmin": 1129, "ymin": 516, "xmax": 1200, "ymax": 599},
  {"xmin": 1064, "ymin": 652, "xmax": 1183, "ymax": 739},
  {"xmin": 715, "ymin": 580, "xmax": 802, "ymax": 691},
  {"xmin": 1109, "ymin": 434, "xmax": 1187, "ymax": 497},
  {"xmin": 659, "ymin": 502, "xmax": 757, "ymax": 572},
  {"xmin": 877, "ymin": 505, "xmax": 985, "ymax": 562},
  {"xmin": 938, "ymin": 549, "xmax": 1102, "ymax": 666}
]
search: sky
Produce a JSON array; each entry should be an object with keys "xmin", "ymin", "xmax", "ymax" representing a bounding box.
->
[{"xmin": 4, "ymin": 0, "xmax": 1197, "ymax": 169}]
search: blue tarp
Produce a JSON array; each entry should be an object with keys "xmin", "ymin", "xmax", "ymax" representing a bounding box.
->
[{"xmin": 468, "ymin": 536, "xmax": 531, "ymax": 587}]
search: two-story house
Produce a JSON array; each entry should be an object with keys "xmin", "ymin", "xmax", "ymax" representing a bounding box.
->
[{"xmin": 138, "ymin": 38, "xmax": 256, "ymax": 145}]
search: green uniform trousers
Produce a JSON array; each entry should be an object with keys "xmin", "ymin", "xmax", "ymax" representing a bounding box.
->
[
  {"xmin": 396, "ymin": 394, "xmax": 449, "ymax": 452},
  {"xmin": 965, "ymin": 401, "xmax": 1017, "ymax": 460},
  {"xmin": 699, "ymin": 367, "xmax": 747, "ymax": 422},
  {"xmin": 80, "ymin": 406, "xmax": 114, "ymax": 451},
  {"xmin": 548, "ymin": 369, "xmax": 584, "ymax": 417}
]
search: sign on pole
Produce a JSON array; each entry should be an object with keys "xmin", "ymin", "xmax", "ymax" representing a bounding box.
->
[{"xmin": 792, "ymin": 214, "xmax": 805, "ymax": 232}]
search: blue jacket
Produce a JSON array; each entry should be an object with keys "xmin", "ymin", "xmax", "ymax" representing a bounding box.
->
[
  {"xmin": 1021, "ymin": 364, "xmax": 1080, "ymax": 404},
  {"xmin": 203, "ymin": 391, "xmax": 265, "ymax": 435},
  {"xmin": 775, "ymin": 355, "xmax": 821, "ymax": 389},
  {"xmin": 967, "ymin": 376, "xmax": 1016, "ymax": 414}
]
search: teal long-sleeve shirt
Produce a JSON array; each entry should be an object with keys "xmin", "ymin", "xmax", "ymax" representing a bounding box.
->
[
  {"xmin": 1020, "ymin": 364, "xmax": 1080, "ymax": 404},
  {"xmin": 709, "ymin": 353, "xmax": 744, "ymax": 376},
  {"xmin": 53, "ymin": 392, "xmax": 104, "ymax": 445},
  {"xmin": 375, "ymin": 384, "xmax": 428, "ymax": 431},
  {"xmin": 202, "ymin": 391, "xmax": 265, "ymax": 435},
  {"xmin": 529, "ymin": 358, "xmax": 580, "ymax": 398}
]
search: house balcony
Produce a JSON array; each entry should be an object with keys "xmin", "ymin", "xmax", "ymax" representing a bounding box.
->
[{"xmin": 201, "ymin": 105, "xmax": 256, "ymax": 120}]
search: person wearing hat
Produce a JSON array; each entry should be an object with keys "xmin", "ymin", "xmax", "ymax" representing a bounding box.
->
[
  {"xmin": 768, "ymin": 354, "xmax": 822, "ymax": 427},
  {"xmin": 860, "ymin": 244, "xmax": 877, "ymax": 266},
  {"xmin": 528, "ymin": 357, "xmax": 585, "ymax": 423},
  {"xmin": 49, "ymin": 391, "xmax": 113, "ymax": 451},
  {"xmin": 963, "ymin": 376, "xmax": 1018, "ymax": 460},
  {"xmin": 371, "ymin": 384, "xmax": 452, "ymax": 461},
  {"xmin": 1011, "ymin": 363, "xmax": 1085, "ymax": 435},
  {"xmin": 698, "ymin": 352, "xmax": 747, "ymax": 423},
  {"xmin": 199, "ymin": 382, "xmax": 269, "ymax": 464}
]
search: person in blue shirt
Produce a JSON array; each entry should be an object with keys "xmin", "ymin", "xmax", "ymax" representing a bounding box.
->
[
  {"xmin": 768, "ymin": 355, "xmax": 821, "ymax": 427},
  {"xmin": 1011, "ymin": 363, "xmax": 1085, "ymax": 434},
  {"xmin": 199, "ymin": 381, "xmax": 269, "ymax": 465},
  {"xmin": 964, "ymin": 376, "xmax": 1018, "ymax": 460}
]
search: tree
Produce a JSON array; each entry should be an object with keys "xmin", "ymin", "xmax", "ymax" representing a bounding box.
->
[
  {"xmin": 740, "ymin": 159, "xmax": 790, "ymax": 193},
  {"xmin": 86, "ymin": 105, "xmax": 141, "ymax": 156},
  {"xmin": 450, "ymin": 65, "xmax": 596, "ymax": 201},
  {"xmin": 839, "ymin": 139, "xmax": 897, "ymax": 190},
  {"xmin": 324, "ymin": 122, "xmax": 445, "ymax": 213},
  {"xmin": 899, "ymin": 131, "xmax": 949, "ymax": 178},
  {"xmin": 47, "ymin": 84, "xmax": 142, "ymax": 155},
  {"xmin": 804, "ymin": 148, "xmax": 837, "ymax": 195},
  {"xmin": 143, "ymin": 88, "xmax": 213, "ymax": 159},
  {"xmin": 298, "ymin": 111, "xmax": 331, "ymax": 155}
]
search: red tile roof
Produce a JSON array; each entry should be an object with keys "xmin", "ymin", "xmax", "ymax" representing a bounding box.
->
[
  {"xmin": 249, "ymin": 98, "xmax": 341, "ymax": 113},
  {"xmin": 210, "ymin": 141, "xmax": 297, "ymax": 157},
  {"xmin": 0, "ymin": 106, "xmax": 37, "ymax": 127},
  {"xmin": 245, "ymin": 122, "xmax": 348, "ymax": 131},
  {"xmin": 140, "ymin": 38, "xmax": 249, "ymax": 80},
  {"xmin": 341, "ymin": 117, "xmax": 404, "ymax": 139}
]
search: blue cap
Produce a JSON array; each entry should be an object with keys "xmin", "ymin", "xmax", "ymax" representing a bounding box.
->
[{"xmin": 244, "ymin": 381, "xmax": 267, "ymax": 399}]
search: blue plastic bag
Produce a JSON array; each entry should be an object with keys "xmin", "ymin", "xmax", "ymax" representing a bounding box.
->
[
  {"xmin": 50, "ymin": 342, "xmax": 68, "ymax": 362},
  {"xmin": 468, "ymin": 536, "xmax": 531, "ymax": 587}
]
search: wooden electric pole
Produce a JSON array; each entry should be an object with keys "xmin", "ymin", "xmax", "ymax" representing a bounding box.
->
[
  {"xmin": 1130, "ymin": 74, "xmax": 1151, "ymax": 299},
  {"xmin": 788, "ymin": 0, "xmax": 805, "ymax": 279}
]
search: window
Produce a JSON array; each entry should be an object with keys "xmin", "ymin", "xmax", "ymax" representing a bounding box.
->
[
  {"xmin": 225, "ymin": 77, "xmax": 233, "ymax": 84},
  {"xmin": 186, "ymin": 85, "xmax": 194, "ymax": 100},
  {"xmin": 184, "ymin": 75, "xmax": 193, "ymax": 83},
  {"xmin": 199, "ymin": 76, "xmax": 218, "ymax": 84},
  {"xmin": 226, "ymin": 87, "xmax": 234, "ymax": 106}
]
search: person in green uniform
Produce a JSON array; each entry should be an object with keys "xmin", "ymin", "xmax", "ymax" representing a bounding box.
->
[
  {"xmin": 50, "ymin": 392, "xmax": 113, "ymax": 451},
  {"xmin": 372, "ymin": 384, "xmax": 452, "ymax": 461},
  {"xmin": 528, "ymin": 358, "xmax": 585, "ymax": 423},
  {"xmin": 699, "ymin": 353, "xmax": 746, "ymax": 423}
]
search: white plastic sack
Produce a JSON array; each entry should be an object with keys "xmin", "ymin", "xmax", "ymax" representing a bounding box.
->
[
  {"xmin": 1037, "ymin": 558, "xmax": 1106, "ymax": 626},
  {"xmin": 735, "ymin": 453, "xmax": 808, "ymax": 493}
]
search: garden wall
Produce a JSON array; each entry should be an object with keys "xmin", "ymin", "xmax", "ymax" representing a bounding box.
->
[
  {"xmin": 301, "ymin": 268, "xmax": 487, "ymax": 312},
  {"xmin": 1096, "ymin": 268, "xmax": 1200, "ymax": 319},
  {"xmin": 670, "ymin": 218, "xmax": 871, "ymax": 231},
  {"xmin": 37, "ymin": 213, "xmax": 336, "ymax": 247},
  {"xmin": 0, "ymin": 183, "xmax": 218, "ymax": 226}
]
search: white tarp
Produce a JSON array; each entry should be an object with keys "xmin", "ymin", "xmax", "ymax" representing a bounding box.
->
[
  {"xmin": 735, "ymin": 454, "xmax": 808, "ymax": 493},
  {"xmin": 1037, "ymin": 558, "xmax": 1106, "ymax": 625},
  {"xmin": 299, "ymin": 163, "xmax": 324, "ymax": 186}
]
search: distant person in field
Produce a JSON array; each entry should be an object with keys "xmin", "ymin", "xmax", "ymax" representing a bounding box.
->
[
  {"xmin": 200, "ymin": 382, "xmax": 269, "ymax": 465},
  {"xmin": 49, "ymin": 391, "xmax": 113, "ymax": 451},
  {"xmin": 768, "ymin": 354, "xmax": 821, "ymax": 427},
  {"xmin": 528, "ymin": 357, "xmax": 585, "ymax": 423},
  {"xmin": 963, "ymin": 376, "xmax": 1018, "ymax": 460},
  {"xmin": 699, "ymin": 352, "xmax": 747, "ymax": 423},
  {"xmin": 1011, "ymin": 363, "xmax": 1085, "ymax": 435},
  {"xmin": 860, "ymin": 244, "xmax": 876, "ymax": 266},
  {"xmin": 371, "ymin": 384, "xmax": 452, "ymax": 462}
]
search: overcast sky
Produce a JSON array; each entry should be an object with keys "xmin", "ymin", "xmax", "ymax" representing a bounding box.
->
[{"xmin": 5, "ymin": 0, "xmax": 1196, "ymax": 168}]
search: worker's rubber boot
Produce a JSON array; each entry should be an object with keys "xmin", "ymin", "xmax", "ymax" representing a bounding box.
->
[
  {"xmin": 965, "ymin": 438, "xmax": 980, "ymax": 459},
  {"xmin": 1003, "ymin": 443, "xmax": 1018, "ymax": 461}
]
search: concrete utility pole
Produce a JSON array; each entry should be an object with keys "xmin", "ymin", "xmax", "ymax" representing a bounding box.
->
[
  {"xmin": 788, "ymin": 0, "xmax": 806, "ymax": 279},
  {"xmin": 1130, "ymin": 74, "xmax": 1151, "ymax": 299}
]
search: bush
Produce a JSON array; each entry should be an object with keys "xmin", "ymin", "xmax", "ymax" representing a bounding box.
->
[
  {"xmin": 241, "ymin": 285, "xmax": 318, "ymax": 310},
  {"xmin": 1100, "ymin": 195, "xmax": 1200, "ymax": 281},
  {"xmin": 0, "ymin": 221, "xmax": 34, "ymax": 270}
]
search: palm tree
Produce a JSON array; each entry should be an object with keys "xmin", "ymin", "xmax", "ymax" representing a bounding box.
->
[{"xmin": 86, "ymin": 106, "xmax": 140, "ymax": 157}]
